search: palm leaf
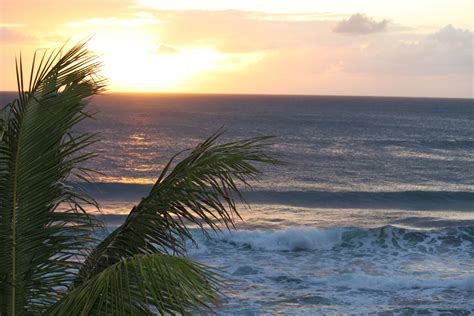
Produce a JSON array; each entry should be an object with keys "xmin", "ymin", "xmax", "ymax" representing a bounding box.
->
[
  {"xmin": 76, "ymin": 131, "xmax": 278, "ymax": 284},
  {"xmin": 0, "ymin": 105, "xmax": 7, "ymax": 141},
  {"xmin": 48, "ymin": 254, "xmax": 222, "ymax": 315},
  {"xmin": 0, "ymin": 41, "xmax": 105, "ymax": 314}
]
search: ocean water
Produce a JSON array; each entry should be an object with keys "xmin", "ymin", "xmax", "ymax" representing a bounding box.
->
[{"xmin": 2, "ymin": 93, "xmax": 473, "ymax": 314}]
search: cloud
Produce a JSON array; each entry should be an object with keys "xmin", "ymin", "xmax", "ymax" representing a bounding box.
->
[
  {"xmin": 334, "ymin": 13, "xmax": 388, "ymax": 34},
  {"xmin": 0, "ymin": 23, "xmax": 24, "ymax": 28},
  {"xmin": 0, "ymin": 28, "xmax": 33, "ymax": 42},
  {"xmin": 344, "ymin": 25, "xmax": 473, "ymax": 76},
  {"xmin": 430, "ymin": 24, "xmax": 473, "ymax": 45},
  {"xmin": 65, "ymin": 17, "xmax": 161, "ymax": 28},
  {"xmin": 152, "ymin": 10, "xmax": 339, "ymax": 53},
  {"xmin": 164, "ymin": 11, "xmax": 471, "ymax": 96},
  {"xmin": 157, "ymin": 44, "xmax": 178, "ymax": 54}
]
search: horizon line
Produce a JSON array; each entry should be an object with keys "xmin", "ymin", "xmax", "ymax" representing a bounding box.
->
[{"xmin": 0, "ymin": 90, "xmax": 472, "ymax": 101}]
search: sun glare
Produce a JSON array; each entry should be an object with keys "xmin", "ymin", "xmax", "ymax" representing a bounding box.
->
[{"xmin": 88, "ymin": 33, "xmax": 223, "ymax": 92}]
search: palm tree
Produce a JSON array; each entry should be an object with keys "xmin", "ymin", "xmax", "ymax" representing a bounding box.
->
[{"xmin": 0, "ymin": 41, "xmax": 278, "ymax": 315}]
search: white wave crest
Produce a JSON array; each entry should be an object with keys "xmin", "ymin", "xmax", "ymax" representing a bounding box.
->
[{"xmin": 219, "ymin": 227, "xmax": 345, "ymax": 251}]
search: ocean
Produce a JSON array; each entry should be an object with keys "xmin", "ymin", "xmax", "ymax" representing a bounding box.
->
[{"xmin": 3, "ymin": 93, "xmax": 474, "ymax": 314}]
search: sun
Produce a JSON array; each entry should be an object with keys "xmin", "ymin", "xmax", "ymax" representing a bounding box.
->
[{"xmin": 87, "ymin": 32, "xmax": 222, "ymax": 92}]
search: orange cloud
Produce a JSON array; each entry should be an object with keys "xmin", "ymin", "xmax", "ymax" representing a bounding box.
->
[
  {"xmin": 0, "ymin": 0, "xmax": 472, "ymax": 97},
  {"xmin": 334, "ymin": 13, "xmax": 388, "ymax": 34}
]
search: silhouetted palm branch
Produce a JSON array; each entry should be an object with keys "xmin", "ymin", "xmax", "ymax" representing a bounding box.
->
[
  {"xmin": 0, "ymin": 41, "xmax": 104, "ymax": 314},
  {"xmin": 48, "ymin": 254, "xmax": 222, "ymax": 315},
  {"xmin": 76, "ymin": 131, "xmax": 278, "ymax": 285},
  {"xmin": 0, "ymin": 41, "xmax": 278, "ymax": 315}
]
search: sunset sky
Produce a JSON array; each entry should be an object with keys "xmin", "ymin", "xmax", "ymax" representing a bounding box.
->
[{"xmin": 0, "ymin": 0, "xmax": 472, "ymax": 98}]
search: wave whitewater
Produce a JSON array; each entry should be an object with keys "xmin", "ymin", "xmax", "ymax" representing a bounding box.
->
[
  {"xmin": 191, "ymin": 224, "xmax": 474, "ymax": 313},
  {"xmin": 216, "ymin": 225, "xmax": 474, "ymax": 253}
]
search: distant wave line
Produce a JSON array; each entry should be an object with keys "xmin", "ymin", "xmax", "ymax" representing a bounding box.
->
[{"xmin": 73, "ymin": 182, "xmax": 474, "ymax": 211}]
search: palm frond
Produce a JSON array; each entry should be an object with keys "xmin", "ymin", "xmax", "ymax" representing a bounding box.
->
[
  {"xmin": 49, "ymin": 254, "xmax": 221, "ymax": 315},
  {"xmin": 0, "ymin": 104, "xmax": 7, "ymax": 142},
  {"xmin": 0, "ymin": 41, "xmax": 105, "ymax": 314},
  {"xmin": 77, "ymin": 131, "xmax": 279, "ymax": 284}
]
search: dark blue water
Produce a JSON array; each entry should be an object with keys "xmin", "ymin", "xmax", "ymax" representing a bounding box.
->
[
  {"xmin": 1, "ymin": 92, "xmax": 473, "ymax": 313},
  {"xmin": 78, "ymin": 94, "xmax": 473, "ymax": 191}
]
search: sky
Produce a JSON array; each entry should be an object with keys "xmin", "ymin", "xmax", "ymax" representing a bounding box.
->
[{"xmin": 0, "ymin": 0, "xmax": 473, "ymax": 98}]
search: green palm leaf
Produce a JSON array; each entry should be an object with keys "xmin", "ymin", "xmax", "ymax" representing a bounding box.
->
[
  {"xmin": 48, "ymin": 254, "xmax": 222, "ymax": 315},
  {"xmin": 0, "ymin": 106, "xmax": 7, "ymax": 141},
  {"xmin": 0, "ymin": 41, "xmax": 105, "ymax": 314},
  {"xmin": 76, "ymin": 131, "xmax": 279, "ymax": 284},
  {"xmin": 1, "ymin": 40, "xmax": 279, "ymax": 315}
]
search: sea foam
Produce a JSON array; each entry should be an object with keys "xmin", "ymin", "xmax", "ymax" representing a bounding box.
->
[{"xmin": 219, "ymin": 227, "xmax": 344, "ymax": 251}]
